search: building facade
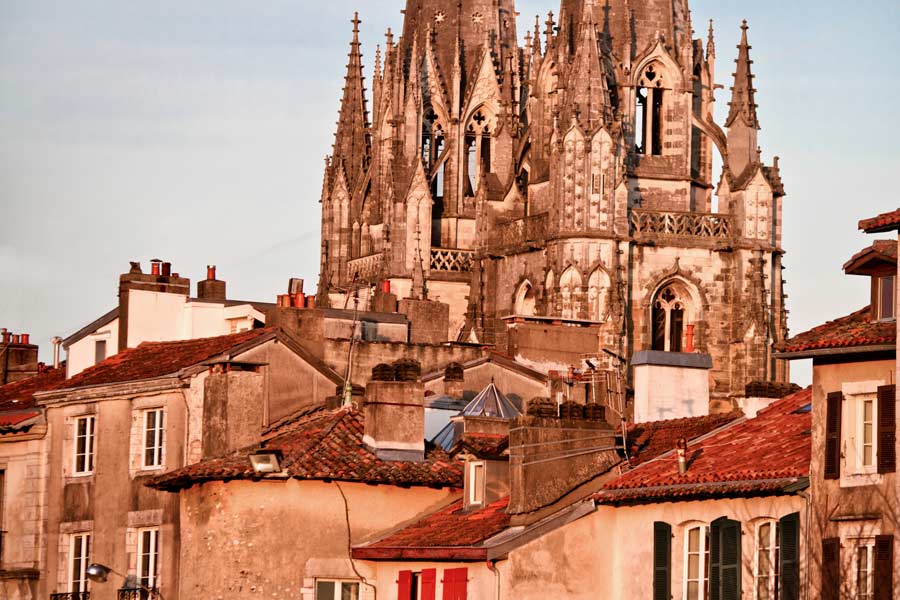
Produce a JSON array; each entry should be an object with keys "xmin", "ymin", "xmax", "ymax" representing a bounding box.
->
[{"xmin": 317, "ymin": 0, "xmax": 789, "ymax": 402}]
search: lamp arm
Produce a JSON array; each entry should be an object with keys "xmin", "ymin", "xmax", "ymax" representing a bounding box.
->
[{"xmin": 91, "ymin": 564, "xmax": 166, "ymax": 600}]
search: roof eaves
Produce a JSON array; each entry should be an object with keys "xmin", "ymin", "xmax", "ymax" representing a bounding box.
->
[
  {"xmin": 485, "ymin": 499, "xmax": 595, "ymax": 561},
  {"xmin": 34, "ymin": 375, "xmax": 183, "ymax": 404},
  {"xmin": 62, "ymin": 307, "xmax": 119, "ymax": 349},
  {"xmin": 776, "ymin": 344, "xmax": 896, "ymax": 360},
  {"xmin": 595, "ymin": 477, "xmax": 806, "ymax": 506}
]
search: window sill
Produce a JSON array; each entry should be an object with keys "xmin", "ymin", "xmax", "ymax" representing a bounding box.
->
[
  {"xmin": 840, "ymin": 471, "xmax": 882, "ymax": 488},
  {"xmin": 64, "ymin": 474, "xmax": 95, "ymax": 485}
]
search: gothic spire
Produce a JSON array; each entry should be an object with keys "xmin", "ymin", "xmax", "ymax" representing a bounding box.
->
[
  {"xmin": 725, "ymin": 20, "xmax": 759, "ymax": 129},
  {"xmin": 706, "ymin": 19, "xmax": 716, "ymax": 59},
  {"xmin": 332, "ymin": 12, "xmax": 371, "ymax": 191},
  {"xmin": 569, "ymin": 1, "xmax": 611, "ymax": 130}
]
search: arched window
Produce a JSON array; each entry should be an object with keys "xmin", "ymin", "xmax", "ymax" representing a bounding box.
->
[
  {"xmin": 755, "ymin": 519, "xmax": 780, "ymax": 600},
  {"xmin": 514, "ymin": 281, "xmax": 536, "ymax": 316},
  {"xmin": 587, "ymin": 269, "xmax": 610, "ymax": 321},
  {"xmin": 652, "ymin": 284, "xmax": 687, "ymax": 352},
  {"xmin": 559, "ymin": 267, "xmax": 582, "ymax": 319},
  {"xmin": 464, "ymin": 107, "xmax": 494, "ymax": 197},
  {"xmin": 635, "ymin": 64, "xmax": 665, "ymax": 156}
]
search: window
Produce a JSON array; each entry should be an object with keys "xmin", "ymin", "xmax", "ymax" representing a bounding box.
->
[
  {"xmin": 94, "ymin": 339, "xmax": 107, "ymax": 364},
  {"xmin": 684, "ymin": 525, "xmax": 710, "ymax": 600},
  {"xmin": 137, "ymin": 528, "xmax": 160, "ymax": 589},
  {"xmin": 857, "ymin": 541, "xmax": 875, "ymax": 600},
  {"xmin": 74, "ymin": 416, "xmax": 96, "ymax": 475},
  {"xmin": 315, "ymin": 580, "xmax": 359, "ymax": 600},
  {"xmin": 143, "ymin": 408, "xmax": 165, "ymax": 469},
  {"xmin": 878, "ymin": 275, "xmax": 895, "ymax": 320},
  {"xmin": 468, "ymin": 462, "xmax": 484, "ymax": 506},
  {"xmin": 710, "ymin": 517, "xmax": 743, "ymax": 600},
  {"xmin": 755, "ymin": 521, "xmax": 780, "ymax": 600},
  {"xmin": 635, "ymin": 64, "xmax": 665, "ymax": 156},
  {"xmin": 69, "ymin": 532, "xmax": 91, "ymax": 593},
  {"xmin": 652, "ymin": 286, "xmax": 685, "ymax": 352},
  {"xmin": 860, "ymin": 396, "xmax": 876, "ymax": 469},
  {"xmin": 399, "ymin": 569, "xmax": 436, "ymax": 600}
]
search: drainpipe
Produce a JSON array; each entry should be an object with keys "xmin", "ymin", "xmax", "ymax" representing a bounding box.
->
[
  {"xmin": 487, "ymin": 559, "xmax": 501, "ymax": 600},
  {"xmin": 795, "ymin": 489, "xmax": 812, "ymax": 600}
]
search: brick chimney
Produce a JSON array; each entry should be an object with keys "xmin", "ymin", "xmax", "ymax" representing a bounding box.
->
[
  {"xmin": 197, "ymin": 265, "xmax": 227, "ymax": 301},
  {"xmin": 363, "ymin": 362, "xmax": 425, "ymax": 461},
  {"xmin": 0, "ymin": 328, "xmax": 39, "ymax": 384},
  {"xmin": 118, "ymin": 260, "xmax": 191, "ymax": 350}
]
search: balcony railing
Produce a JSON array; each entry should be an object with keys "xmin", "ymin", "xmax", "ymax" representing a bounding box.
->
[
  {"xmin": 346, "ymin": 252, "xmax": 384, "ymax": 281},
  {"xmin": 488, "ymin": 212, "xmax": 550, "ymax": 254},
  {"xmin": 630, "ymin": 209, "xmax": 732, "ymax": 239},
  {"xmin": 50, "ymin": 593, "xmax": 90, "ymax": 600},
  {"xmin": 117, "ymin": 588, "xmax": 160, "ymax": 600},
  {"xmin": 430, "ymin": 248, "xmax": 474, "ymax": 273}
]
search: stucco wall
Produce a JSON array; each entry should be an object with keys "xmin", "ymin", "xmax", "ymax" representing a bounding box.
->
[
  {"xmin": 176, "ymin": 479, "xmax": 456, "ymax": 599},
  {"xmin": 66, "ymin": 317, "xmax": 119, "ymax": 379}
]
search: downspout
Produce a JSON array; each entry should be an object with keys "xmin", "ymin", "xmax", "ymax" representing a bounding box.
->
[
  {"xmin": 795, "ymin": 489, "xmax": 812, "ymax": 600},
  {"xmin": 486, "ymin": 559, "xmax": 501, "ymax": 600}
]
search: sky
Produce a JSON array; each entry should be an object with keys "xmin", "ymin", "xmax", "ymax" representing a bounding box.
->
[{"xmin": 0, "ymin": 0, "xmax": 898, "ymax": 386}]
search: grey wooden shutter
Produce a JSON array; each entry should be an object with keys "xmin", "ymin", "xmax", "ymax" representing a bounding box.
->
[
  {"xmin": 874, "ymin": 534, "xmax": 893, "ymax": 600},
  {"xmin": 824, "ymin": 392, "xmax": 842, "ymax": 479},
  {"xmin": 821, "ymin": 538, "xmax": 840, "ymax": 600},
  {"xmin": 779, "ymin": 512, "xmax": 800, "ymax": 600},
  {"xmin": 877, "ymin": 385, "xmax": 896, "ymax": 473},
  {"xmin": 719, "ymin": 519, "xmax": 742, "ymax": 600},
  {"xmin": 709, "ymin": 520, "xmax": 721, "ymax": 600},
  {"xmin": 653, "ymin": 522, "xmax": 671, "ymax": 600}
]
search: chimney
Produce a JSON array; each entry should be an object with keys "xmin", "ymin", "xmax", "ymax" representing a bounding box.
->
[
  {"xmin": 632, "ymin": 350, "xmax": 713, "ymax": 422},
  {"xmin": 20, "ymin": 333, "xmax": 30, "ymax": 345},
  {"xmin": 363, "ymin": 361, "xmax": 425, "ymax": 461},
  {"xmin": 118, "ymin": 260, "xmax": 191, "ymax": 350},
  {"xmin": 151, "ymin": 259, "xmax": 162, "ymax": 276},
  {"xmin": 161, "ymin": 262, "xmax": 172, "ymax": 277},
  {"xmin": 1, "ymin": 329, "xmax": 9, "ymax": 344},
  {"xmin": 51, "ymin": 336, "xmax": 63, "ymax": 369},
  {"xmin": 443, "ymin": 362, "xmax": 465, "ymax": 398},
  {"xmin": 676, "ymin": 438, "xmax": 688, "ymax": 474},
  {"xmin": 197, "ymin": 264, "xmax": 227, "ymax": 301}
]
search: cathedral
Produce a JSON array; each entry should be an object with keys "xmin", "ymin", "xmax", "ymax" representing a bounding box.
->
[{"xmin": 317, "ymin": 0, "xmax": 788, "ymax": 404}]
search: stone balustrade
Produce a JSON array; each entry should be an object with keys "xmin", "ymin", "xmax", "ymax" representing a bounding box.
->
[{"xmin": 630, "ymin": 209, "xmax": 732, "ymax": 239}]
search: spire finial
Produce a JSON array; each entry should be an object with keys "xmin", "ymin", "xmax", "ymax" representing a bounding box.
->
[
  {"xmin": 725, "ymin": 19, "xmax": 759, "ymax": 130},
  {"xmin": 544, "ymin": 11, "xmax": 555, "ymax": 49},
  {"xmin": 707, "ymin": 19, "xmax": 716, "ymax": 58},
  {"xmin": 352, "ymin": 11, "xmax": 361, "ymax": 42}
]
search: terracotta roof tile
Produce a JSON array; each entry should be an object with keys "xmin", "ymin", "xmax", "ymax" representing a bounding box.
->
[
  {"xmin": 0, "ymin": 366, "xmax": 65, "ymax": 413},
  {"xmin": 595, "ymin": 388, "xmax": 811, "ymax": 505},
  {"xmin": 48, "ymin": 328, "xmax": 272, "ymax": 391},
  {"xmin": 843, "ymin": 240, "xmax": 897, "ymax": 274},
  {"xmin": 860, "ymin": 209, "xmax": 900, "ymax": 233},
  {"xmin": 352, "ymin": 497, "xmax": 511, "ymax": 561},
  {"xmin": 147, "ymin": 407, "xmax": 463, "ymax": 491},
  {"xmin": 779, "ymin": 306, "xmax": 895, "ymax": 354},
  {"xmin": 450, "ymin": 433, "xmax": 509, "ymax": 460},
  {"xmin": 626, "ymin": 411, "xmax": 742, "ymax": 467}
]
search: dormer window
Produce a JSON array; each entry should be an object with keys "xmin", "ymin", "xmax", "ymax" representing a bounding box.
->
[
  {"xmin": 468, "ymin": 461, "xmax": 485, "ymax": 506},
  {"xmin": 878, "ymin": 275, "xmax": 895, "ymax": 320}
]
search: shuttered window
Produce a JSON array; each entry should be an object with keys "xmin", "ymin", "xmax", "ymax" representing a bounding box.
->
[
  {"xmin": 824, "ymin": 392, "xmax": 842, "ymax": 479},
  {"xmin": 653, "ymin": 521, "xmax": 671, "ymax": 600},
  {"xmin": 398, "ymin": 570, "xmax": 413, "ymax": 600},
  {"xmin": 876, "ymin": 385, "xmax": 896, "ymax": 474},
  {"xmin": 441, "ymin": 568, "xmax": 468, "ymax": 600},
  {"xmin": 710, "ymin": 517, "xmax": 741, "ymax": 600},
  {"xmin": 421, "ymin": 568, "xmax": 436, "ymax": 600},
  {"xmin": 778, "ymin": 512, "xmax": 800, "ymax": 600},
  {"xmin": 821, "ymin": 538, "xmax": 840, "ymax": 600},
  {"xmin": 873, "ymin": 535, "xmax": 893, "ymax": 600}
]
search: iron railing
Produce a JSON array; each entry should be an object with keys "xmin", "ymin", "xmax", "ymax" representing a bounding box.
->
[
  {"xmin": 117, "ymin": 588, "xmax": 160, "ymax": 600},
  {"xmin": 50, "ymin": 593, "xmax": 90, "ymax": 600}
]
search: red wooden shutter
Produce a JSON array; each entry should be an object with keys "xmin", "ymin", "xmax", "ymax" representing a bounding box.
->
[
  {"xmin": 421, "ymin": 568, "xmax": 437, "ymax": 600},
  {"xmin": 877, "ymin": 385, "xmax": 896, "ymax": 473},
  {"xmin": 824, "ymin": 392, "xmax": 842, "ymax": 479},
  {"xmin": 442, "ymin": 568, "xmax": 468, "ymax": 600},
  {"xmin": 398, "ymin": 570, "xmax": 413, "ymax": 600},
  {"xmin": 874, "ymin": 534, "xmax": 893, "ymax": 600},
  {"xmin": 821, "ymin": 538, "xmax": 840, "ymax": 600}
]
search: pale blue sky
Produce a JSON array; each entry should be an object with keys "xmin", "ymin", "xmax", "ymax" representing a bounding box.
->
[{"xmin": 1, "ymin": 1, "xmax": 898, "ymax": 385}]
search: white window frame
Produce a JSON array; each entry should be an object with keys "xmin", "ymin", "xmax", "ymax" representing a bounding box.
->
[
  {"xmin": 314, "ymin": 579, "xmax": 360, "ymax": 600},
  {"xmin": 468, "ymin": 461, "xmax": 485, "ymax": 506},
  {"xmin": 142, "ymin": 408, "xmax": 165, "ymax": 470},
  {"xmin": 137, "ymin": 527, "xmax": 160, "ymax": 589},
  {"xmin": 73, "ymin": 415, "xmax": 96, "ymax": 476},
  {"xmin": 68, "ymin": 532, "xmax": 91, "ymax": 593},
  {"xmin": 857, "ymin": 396, "xmax": 876, "ymax": 471},
  {"xmin": 841, "ymin": 383, "xmax": 884, "ymax": 486},
  {"xmin": 856, "ymin": 540, "xmax": 875, "ymax": 600},
  {"xmin": 754, "ymin": 519, "xmax": 780, "ymax": 600},
  {"xmin": 683, "ymin": 524, "xmax": 709, "ymax": 600}
]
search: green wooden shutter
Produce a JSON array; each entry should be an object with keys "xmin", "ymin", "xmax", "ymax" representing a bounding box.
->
[
  {"xmin": 719, "ymin": 519, "xmax": 742, "ymax": 600},
  {"xmin": 709, "ymin": 519, "xmax": 721, "ymax": 600},
  {"xmin": 824, "ymin": 392, "xmax": 842, "ymax": 479},
  {"xmin": 779, "ymin": 512, "xmax": 800, "ymax": 600},
  {"xmin": 877, "ymin": 385, "xmax": 896, "ymax": 473},
  {"xmin": 874, "ymin": 534, "xmax": 893, "ymax": 600},
  {"xmin": 821, "ymin": 538, "xmax": 840, "ymax": 600},
  {"xmin": 653, "ymin": 522, "xmax": 671, "ymax": 600}
]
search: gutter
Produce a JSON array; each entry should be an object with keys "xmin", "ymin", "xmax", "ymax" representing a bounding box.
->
[
  {"xmin": 774, "ymin": 344, "xmax": 895, "ymax": 359},
  {"xmin": 595, "ymin": 476, "xmax": 807, "ymax": 506}
]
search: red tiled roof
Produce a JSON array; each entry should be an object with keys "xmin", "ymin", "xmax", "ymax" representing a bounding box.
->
[
  {"xmin": 450, "ymin": 433, "xmax": 509, "ymax": 460},
  {"xmin": 595, "ymin": 388, "xmax": 811, "ymax": 505},
  {"xmin": 0, "ymin": 366, "xmax": 65, "ymax": 413},
  {"xmin": 626, "ymin": 411, "xmax": 742, "ymax": 467},
  {"xmin": 860, "ymin": 209, "xmax": 900, "ymax": 233},
  {"xmin": 147, "ymin": 407, "xmax": 463, "ymax": 491},
  {"xmin": 352, "ymin": 497, "xmax": 511, "ymax": 561},
  {"xmin": 48, "ymin": 328, "xmax": 273, "ymax": 391},
  {"xmin": 843, "ymin": 240, "xmax": 897, "ymax": 274},
  {"xmin": 779, "ymin": 306, "xmax": 896, "ymax": 354}
]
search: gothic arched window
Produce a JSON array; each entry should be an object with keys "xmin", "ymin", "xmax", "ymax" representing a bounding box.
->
[
  {"xmin": 652, "ymin": 285, "xmax": 684, "ymax": 352},
  {"xmin": 514, "ymin": 281, "xmax": 536, "ymax": 316},
  {"xmin": 559, "ymin": 267, "xmax": 582, "ymax": 319},
  {"xmin": 464, "ymin": 107, "xmax": 493, "ymax": 196},
  {"xmin": 635, "ymin": 64, "xmax": 665, "ymax": 156}
]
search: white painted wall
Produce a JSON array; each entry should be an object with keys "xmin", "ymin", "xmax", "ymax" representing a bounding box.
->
[{"xmin": 634, "ymin": 363, "xmax": 710, "ymax": 422}]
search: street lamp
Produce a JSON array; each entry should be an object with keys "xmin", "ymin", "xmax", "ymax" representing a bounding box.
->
[{"xmin": 86, "ymin": 563, "xmax": 164, "ymax": 599}]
